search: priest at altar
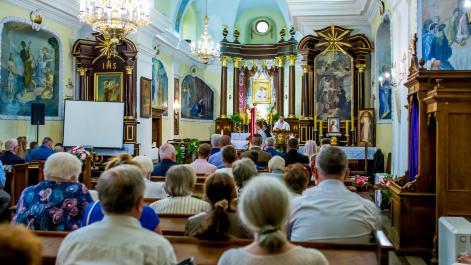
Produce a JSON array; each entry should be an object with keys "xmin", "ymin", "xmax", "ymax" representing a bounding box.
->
[{"xmin": 273, "ymin": 115, "xmax": 290, "ymax": 131}]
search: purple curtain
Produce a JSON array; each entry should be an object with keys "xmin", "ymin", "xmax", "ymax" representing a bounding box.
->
[{"xmin": 408, "ymin": 98, "xmax": 419, "ymax": 181}]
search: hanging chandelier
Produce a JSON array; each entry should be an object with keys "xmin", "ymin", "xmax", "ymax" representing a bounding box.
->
[
  {"xmin": 191, "ymin": 0, "xmax": 220, "ymax": 64},
  {"xmin": 79, "ymin": 0, "xmax": 150, "ymax": 46}
]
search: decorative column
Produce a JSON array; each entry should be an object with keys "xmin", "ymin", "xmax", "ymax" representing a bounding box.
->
[
  {"xmin": 232, "ymin": 57, "xmax": 242, "ymax": 114},
  {"xmin": 125, "ymin": 66, "xmax": 135, "ymax": 118},
  {"xmin": 220, "ymin": 56, "xmax": 229, "ymax": 118},
  {"xmin": 301, "ymin": 65, "xmax": 309, "ymax": 118},
  {"xmin": 287, "ymin": 55, "xmax": 297, "ymax": 118},
  {"xmin": 275, "ymin": 56, "xmax": 285, "ymax": 114},
  {"xmin": 77, "ymin": 67, "xmax": 88, "ymax": 100}
]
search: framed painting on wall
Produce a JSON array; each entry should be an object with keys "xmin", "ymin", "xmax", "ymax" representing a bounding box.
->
[
  {"xmin": 327, "ymin": 117, "xmax": 340, "ymax": 133},
  {"xmin": 252, "ymin": 79, "xmax": 271, "ymax": 104},
  {"xmin": 181, "ymin": 75, "xmax": 214, "ymax": 120},
  {"xmin": 358, "ymin": 108, "xmax": 375, "ymax": 146},
  {"xmin": 94, "ymin": 72, "xmax": 123, "ymax": 102},
  {"xmin": 140, "ymin": 77, "xmax": 152, "ymax": 118},
  {"xmin": 152, "ymin": 58, "xmax": 168, "ymax": 115},
  {"xmin": 314, "ymin": 51, "xmax": 353, "ymax": 121},
  {"xmin": 0, "ymin": 20, "xmax": 61, "ymax": 118}
]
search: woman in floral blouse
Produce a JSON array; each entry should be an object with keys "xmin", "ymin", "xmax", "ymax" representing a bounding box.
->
[{"xmin": 13, "ymin": 152, "xmax": 93, "ymax": 231}]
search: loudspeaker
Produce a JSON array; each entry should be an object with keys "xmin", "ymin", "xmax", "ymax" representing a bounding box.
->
[{"xmin": 31, "ymin": 103, "xmax": 45, "ymax": 125}]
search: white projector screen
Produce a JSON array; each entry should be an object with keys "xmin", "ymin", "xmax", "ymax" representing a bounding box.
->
[{"xmin": 63, "ymin": 101, "xmax": 124, "ymax": 148}]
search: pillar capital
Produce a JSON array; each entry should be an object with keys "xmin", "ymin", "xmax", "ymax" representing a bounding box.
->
[
  {"xmin": 220, "ymin": 56, "xmax": 230, "ymax": 67},
  {"xmin": 125, "ymin": 66, "xmax": 134, "ymax": 75},
  {"xmin": 275, "ymin": 56, "xmax": 285, "ymax": 67},
  {"xmin": 77, "ymin": 67, "xmax": 87, "ymax": 76},
  {"xmin": 287, "ymin": 55, "xmax": 298, "ymax": 66},
  {"xmin": 232, "ymin": 57, "xmax": 242, "ymax": 68}
]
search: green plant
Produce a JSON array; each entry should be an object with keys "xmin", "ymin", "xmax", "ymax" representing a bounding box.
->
[
  {"xmin": 186, "ymin": 139, "xmax": 200, "ymax": 157},
  {"xmin": 230, "ymin": 113, "xmax": 243, "ymax": 124},
  {"xmin": 271, "ymin": 112, "xmax": 281, "ymax": 124},
  {"xmin": 374, "ymin": 174, "xmax": 394, "ymax": 204},
  {"xmin": 176, "ymin": 146, "xmax": 185, "ymax": 164}
]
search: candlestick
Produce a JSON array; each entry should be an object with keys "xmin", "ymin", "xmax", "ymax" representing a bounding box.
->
[
  {"xmin": 345, "ymin": 120, "xmax": 349, "ymax": 136},
  {"xmin": 319, "ymin": 120, "xmax": 323, "ymax": 135},
  {"xmin": 220, "ymin": 129, "xmax": 223, "ymax": 135}
]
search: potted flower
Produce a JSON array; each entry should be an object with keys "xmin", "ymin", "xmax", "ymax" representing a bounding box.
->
[
  {"xmin": 69, "ymin": 146, "xmax": 92, "ymax": 161},
  {"xmin": 352, "ymin": 175, "xmax": 370, "ymax": 192}
]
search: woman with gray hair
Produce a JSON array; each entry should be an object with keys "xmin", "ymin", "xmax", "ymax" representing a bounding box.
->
[
  {"xmin": 304, "ymin": 140, "xmax": 318, "ymax": 163},
  {"xmin": 218, "ymin": 177, "xmax": 328, "ymax": 265},
  {"xmin": 150, "ymin": 165, "xmax": 210, "ymax": 214},
  {"xmin": 133, "ymin": 155, "xmax": 167, "ymax": 199},
  {"xmin": 232, "ymin": 158, "xmax": 258, "ymax": 194},
  {"xmin": 13, "ymin": 152, "xmax": 93, "ymax": 231}
]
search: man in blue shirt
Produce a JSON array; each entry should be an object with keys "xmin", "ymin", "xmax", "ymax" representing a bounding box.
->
[
  {"xmin": 0, "ymin": 160, "xmax": 11, "ymax": 221},
  {"xmin": 208, "ymin": 135, "xmax": 231, "ymax": 169},
  {"xmin": 210, "ymin": 134, "xmax": 222, "ymax": 156},
  {"xmin": 151, "ymin": 144, "xmax": 178, "ymax": 176},
  {"xmin": 28, "ymin": 137, "xmax": 55, "ymax": 161},
  {"xmin": 264, "ymin": 137, "xmax": 282, "ymax": 157},
  {"xmin": 0, "ymin": 139, "xmax": 25, "ymax": 165}
]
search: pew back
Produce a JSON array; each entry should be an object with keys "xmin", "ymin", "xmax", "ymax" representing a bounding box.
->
[
  {"xmin": 10, "ymin": 163, "xmax": 29, "ymax": 206},
  {"xmin": 159, "ymin": 213, "xmax": 193, "ymax": 236},
  {"xmin": 34, "ymin": 231, "xmax": 392, "ymax": 265}
]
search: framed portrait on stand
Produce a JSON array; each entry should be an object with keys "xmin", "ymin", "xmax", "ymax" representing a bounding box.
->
[
  {"xmin": 140, "ymin": 77, "xmax": 152, "ymax": 118},
  {"xmin": 358, "ymin": 109, "xmax": 375, "ymax": 146},
  {"xmin": 327, "ymin": 117, "xmax": 340, "ymax": 133}
]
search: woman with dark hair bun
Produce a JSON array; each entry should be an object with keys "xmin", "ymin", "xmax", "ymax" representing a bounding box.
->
[{"xmin": 185, "ymin": 173, "xmax": 251, "ymax": 240}]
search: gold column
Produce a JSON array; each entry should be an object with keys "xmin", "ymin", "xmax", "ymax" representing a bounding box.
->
[
  {"xmin": 301, "ymin": 64, "xmax": 309, "ymax": 119},
  {"xmin": 232, "ymin": 57, "xmax": 242, "ymax": 114},
  {"xmin": 125, "ymin": 66, "xmax": 135, "ymax": 119},
  {"xmin": 275, "ymin": 56, "xmax": 285, "ymax": 114},
  {"xmin": 77, "ymin": 67, "xmax": 87, "ymax": 100},
  {"xmin": 287, "ymin": 55, "xmax": 297, "ymax": 118},
  {"xmin": 220, "ymin": 56, "xmax": 229, "ymax": 118}
]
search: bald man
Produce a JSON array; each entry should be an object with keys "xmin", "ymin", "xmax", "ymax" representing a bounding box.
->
[{"xmin": 151, "ymin": 144, "xmax": 178, "ymax": 176}]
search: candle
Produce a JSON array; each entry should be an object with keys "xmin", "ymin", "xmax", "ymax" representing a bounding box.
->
[
  {"xmin": 345, "ymin": 120, "xmax": 349, "ymax": 135},
  {"xmin": 221, "ymin": 129, "xmax": 223, "ymax": 135},
  {"xmin": 351, "ymin": 116, "xmax": 354, "ymax": 131},
  {"xmin": 314, "ymin": 117, "xmax": 317, "ymax": 130},
  {"xmin": 319, "ymin": 120, "xmax": 323, "ymax": 135}
]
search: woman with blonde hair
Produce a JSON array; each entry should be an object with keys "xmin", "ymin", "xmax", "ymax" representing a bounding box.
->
[
  {"xmin": 218, "ymin": 176, "xmax": 328, "ymax": 265},
  {"xmin": 185, "ymin": 172, "xmax": 251, "ymax": 239},
  {"xmin": 82, "ymin": 154, "xmax": 162, "ymax": 233}
]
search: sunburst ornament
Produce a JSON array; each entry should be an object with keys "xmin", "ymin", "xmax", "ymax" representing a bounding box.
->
[
  {"xmin": 92, "ymin": 36, "xmax": 125, "ymax": 64},
  {"xmin": 316, "ymin": 24, "xmax": 352, "ymax": 55}
]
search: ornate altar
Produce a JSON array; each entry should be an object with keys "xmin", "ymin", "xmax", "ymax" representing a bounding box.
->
[
  {"xmin": 297, "ymin": 25, "xmax": 373, "ymax": 145},
  {"xmin": 216, "ymin": 27, "xmax": 298, "ymax": 136},
  {"xmin": 388, "ymin": 40, "xmax": 471, "ymax": 259},
  {"xmin": 72, "ymin": 34, "xmax": 138, "ymax": 149}
]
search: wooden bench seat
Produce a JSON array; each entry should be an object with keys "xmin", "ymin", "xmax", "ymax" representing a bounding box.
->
[
  {"xmin": 151, "ymin": 176, "xmax": 207, "ymax": 184},
  {"xmin": 158, "ymin": 213, "xmax": 193, "ymax": 236},
  {"xmin": 35, "ymin": 230, "xmax": 392, "ymax": 265}
]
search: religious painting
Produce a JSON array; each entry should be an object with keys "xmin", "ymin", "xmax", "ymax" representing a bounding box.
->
[
  {"xmin": 152, "ymin": 58, "xmax": 168, "ymax": 115},
  {"xmin": 181, "ymin": 75, "xmax": 214, "ymax": 120},
  {"xmin": 418, "ymin": 0, "xmax": 471, "ymax": 70},
  {"xmin": 94, "ymin": 72, "xmax": 123, "ymax": 102},
  {"xmin": 252, "ymin": 79, "xmax": 271, "ymax": 104},
  {"xmin": 140, "ymin": 77, "xmax": 152, "ymax": 118},
  {"xmin": 315, "ymin": 51, "xmax": 353, "ymax": 121},
  {"xmin": 327, "ymin": 117, "xmax": 340, "ymax": 133},
  {"xmin": 0, "ymin": 21, "xmax": 60, "ymax": 118},
  {"xmin": 376, "ymin": 17, "xmax": 392, "ymax": 122},
  {"xmin": 358, "ymin": 109, "xmax": 375, "ymax": 146}
]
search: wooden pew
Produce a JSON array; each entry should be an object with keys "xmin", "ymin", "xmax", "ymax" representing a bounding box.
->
[
  {"xmin": 35, "ymin": 230, "xmax": 393, "ymax": 265},
  {"xmin": 10, "ymin": 163, "xmax": 29, "ymax": 206},
  {"xmin": 158, "ymin": 213, "xmax": 193, "ymax": 236},
  {"xmin": 151, "ymin": 175, "xmax": 207, "ymax": 184}
]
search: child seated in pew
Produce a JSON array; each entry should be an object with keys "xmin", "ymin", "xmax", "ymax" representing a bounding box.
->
[
  {"xmin": 150, "ymin": 165, "xmax": 210, "ymax": 215},
  {"xmin": 217, "ymin": 176, "xmax": 328, "ymax": 265},
  {"xmin": 185, "ymin": 172, "xmax": 251, "ymax": 239},
  {"xmin": 81, "ymin": 154, "xmax": 162, "ymax": 233}
]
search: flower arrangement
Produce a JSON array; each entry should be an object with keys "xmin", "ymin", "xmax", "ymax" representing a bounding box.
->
[
  {"xmin": 374, "ymin": 174, "xmax": 395, "ymax": 209},
  {"xmin": 69, "ymin": 146, "xmax": 92, "ymax": 161},
  {"xmin": 353, "ymin": 175, "xmax": 370, "ymax": 191}
]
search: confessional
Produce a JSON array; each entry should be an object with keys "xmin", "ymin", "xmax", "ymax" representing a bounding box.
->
[{"xmin": 389, "ymin": 41, "xmax": 471, "ymax": 260}]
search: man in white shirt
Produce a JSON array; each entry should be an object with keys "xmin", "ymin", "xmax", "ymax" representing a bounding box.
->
[
  {"xmin": 287, "ymin": 145, "xmax": 377, "ymax": 243},
  {"xmin": 273, "ymin": 114, "xmax": 290, "ymax": 131},
  {"xmin": 57, "ymin": 165, "xmax": 177, "ymax": 265}
]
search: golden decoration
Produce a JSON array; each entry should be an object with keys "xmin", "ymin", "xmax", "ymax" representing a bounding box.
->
[
  {"xmin": 302, "ymin": 65, "xmax": 310, "ymax": 73},
  {"xmin": 92, "ymin": 36, "xmax": 125, "ymax": 64},
  {"xmin": 356, "ymin": 64, "xmax": 366, "ymax": 73},
  {"xmin": 275, "ymin": 57, "xmax": 285, "ymax": 67},
  {"xmin": 232, "ymin": 57, "xmax": 242, "ymax": 68},
  {"xmin": 77, "ymin": 67, "xmax": 87, "ymax": 76},
  {"xmin": 316, "ymin": 24, "xmax": 352, "ymax": 56},
  {"xmin": 126, "ymin": 66, "xmax": 134, "ymax": 75},
  {"xmin": 221, "ymin": 56, "xmax": 229, "ymax": 67},
  {"xmin": 287, "ymin": 55, "xmax": 297, "ymax": 66}
]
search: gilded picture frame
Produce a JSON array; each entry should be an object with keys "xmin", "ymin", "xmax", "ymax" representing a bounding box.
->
[
  {"xmin": 327, "ymin": 117, "xmax": 340, "ymax": 133},
  {"xmin": 94, "ymin": 72, "xmax": 123, "ymax": 102},
  {"xmin": 252, "ymin": 79, "xmax": 271, "ymax": 105},
  {"xmin": 358, "ymin": 108, "xmax": 375, "ymax": 146},
  {"xmin": 140, "ymin": 77, "xmax": 152, "ymax": 118}
]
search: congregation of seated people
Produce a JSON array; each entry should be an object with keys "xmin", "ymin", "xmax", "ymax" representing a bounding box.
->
[{"xmin": 0, "ymin": 133, "xmax": 385, "ymax": 265}]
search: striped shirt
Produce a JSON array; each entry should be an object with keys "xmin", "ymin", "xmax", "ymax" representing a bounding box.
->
[{"xmin": 150, "ymin": 195, "xmax": 210, "ymax": 214}]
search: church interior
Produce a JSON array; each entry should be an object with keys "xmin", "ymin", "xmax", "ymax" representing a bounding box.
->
[{"xmin": 0, "ymin": 0, "xmax": 471, "ymax": 264}]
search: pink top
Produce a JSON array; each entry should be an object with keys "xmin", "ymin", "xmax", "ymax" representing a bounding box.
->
[{"xmin": 190, "ymin": 159, "xmax": 217, "ymax": 175}]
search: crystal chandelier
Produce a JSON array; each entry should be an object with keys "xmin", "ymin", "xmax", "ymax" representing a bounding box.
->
[
  {"xmin": 191, "ymin": 0, "xmax": 220, "ymax": 64},
  {"xmin": 79, "ymin": 0, "xmax": 150, "ymax": 45}
]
